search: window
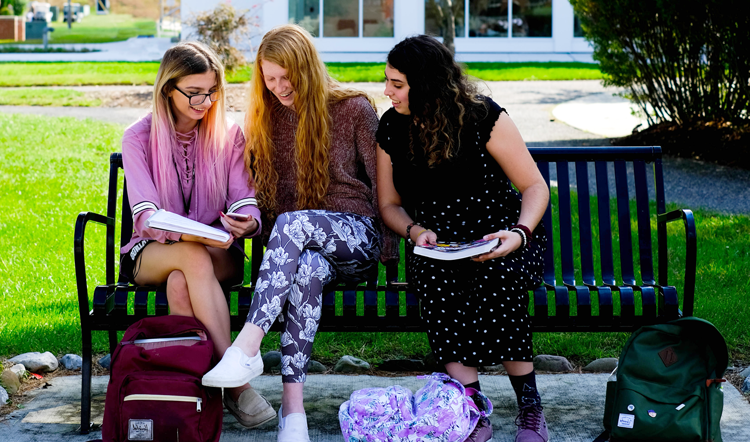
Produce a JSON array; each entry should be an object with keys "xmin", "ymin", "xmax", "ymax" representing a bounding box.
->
[
  {"xmin": 428, "ymin": 0, "xmax": 553, "ymax": 38},
  {"xmin": 574, "ymin": 14, "xmax": 584, "ymax": 37},
  {"xmin": 289, "ymin": 0, "xmax": 393, "ymax": 38}
]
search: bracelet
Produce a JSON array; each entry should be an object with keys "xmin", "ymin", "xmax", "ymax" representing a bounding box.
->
[
  {"xmin": 416, "ymin": 229, "xmax": 430, "ymax": 237},
  {"xmin": 510, "ymin": 228, "xmax": 527, "ymax": 249},
  {"xmin": 510, "ymin": 224, "xmax": 533, "ymax": 249},
  {"xmin": 406, "ymin": 222, "xmax": 416, "ymax": 243}
]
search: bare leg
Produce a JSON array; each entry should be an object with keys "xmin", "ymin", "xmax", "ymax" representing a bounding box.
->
[
  {"xmin": 166, "ymin": 270, "xmax": 193, "ymax": 317},
  {"xmin": 503, "ymin": 361, "xmax": 534, "ymax": 377},
  {"xmin": 445, "ymin": 362, "xmax": 479, "ymax": 385},
  {"xmin": 281, "ymin": 383, "xmax": 305, "ymax": 416}
]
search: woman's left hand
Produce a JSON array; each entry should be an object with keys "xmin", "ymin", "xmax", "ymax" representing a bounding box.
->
[
  {"xmin": 220, "ymin": 212, "xmax": 259, "ymax": 239},
  {"xmin": 471, "ymin": 230, "xmax": 523, "ymax": 262}
]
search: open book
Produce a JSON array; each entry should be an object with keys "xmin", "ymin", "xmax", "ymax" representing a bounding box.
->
[
  {"xmin": 145, "ymin": 209, "xmax": 231, "ymax": 242},
  {"xmin": 414, "ymin": 238, "xmax": 500, "ymax": 261}
]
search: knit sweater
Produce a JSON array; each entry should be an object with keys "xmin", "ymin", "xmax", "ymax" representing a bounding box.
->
[{"xmin": 264, "ymin": 95, "xmax": 399, "ymax": 260}]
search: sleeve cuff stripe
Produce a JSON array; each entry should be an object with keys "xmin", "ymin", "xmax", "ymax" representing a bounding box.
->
[
  {"xmin": 228, "ymin": 198, "xmax": 257, "ymax": 213},
  {"xmin": 132, "ymin": 202, "xmax": 158, "ymax": 216}
]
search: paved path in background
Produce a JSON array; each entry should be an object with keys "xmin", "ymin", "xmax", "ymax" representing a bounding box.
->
[{"xmin": 2, "ymin": 80, "xmax": 749, "ymax": 215}]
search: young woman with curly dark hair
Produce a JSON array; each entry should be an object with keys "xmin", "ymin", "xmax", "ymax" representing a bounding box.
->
[{"xmin": 377, "ymin": 35, "xmax": 551, "ymax": 442}]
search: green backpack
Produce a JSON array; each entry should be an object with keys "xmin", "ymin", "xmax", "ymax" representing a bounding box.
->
[{"xmin": 600, "ymin": 317, "xmax": 728, "ymax": 442}]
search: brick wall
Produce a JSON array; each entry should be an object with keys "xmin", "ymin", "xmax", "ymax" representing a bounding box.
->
[{"xmin": 0, "ymin": 16, "xmax": 25, "ymax": 42}]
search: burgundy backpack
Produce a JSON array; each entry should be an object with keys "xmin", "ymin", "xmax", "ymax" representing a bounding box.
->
[{"xmin": 101, "ymin": 316, "xmax": 223, "ymax": 442}]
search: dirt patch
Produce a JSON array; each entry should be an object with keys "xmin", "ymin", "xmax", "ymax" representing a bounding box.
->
[
  {"xmin": 85, "ymin": 85, "xmax": 249, "ymax": 112},
  {"xmin": 613, "ymin": 118, "xmax": 750, "ymax": 170}
]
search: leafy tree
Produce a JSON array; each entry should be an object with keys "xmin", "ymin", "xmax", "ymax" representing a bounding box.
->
[
  {"xmin": 570, "ymin": 0, "xmax": 750, "ymax": 125},
  {"xmin": 187, "ymin": 3, "xmax": 260, "ymax": 72},
  {"xmin": 1, "ymin": 0, "xmax": 28, "ymax": 16}
]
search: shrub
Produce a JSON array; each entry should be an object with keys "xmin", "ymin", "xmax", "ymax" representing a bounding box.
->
[
  {"xmin": 186, "ymin": 3, "xmax": 261, "ymax": 72},
  {"xmin": 570, "ymin": 0, "xmax": 750, "ymax": 126}
]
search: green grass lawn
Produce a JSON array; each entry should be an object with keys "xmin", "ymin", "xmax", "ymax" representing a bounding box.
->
[
  {"xmin": 0, "ymin": 62, "xmax": 600, "ymax": 87},
  {"xmin": 1, "ymin": 14, "xmax": 157, "ymax": 46},
  {"xmin": 1, "ymin": 113, "xmax": 747, "ymax": 367},
  {"xmin": 0, "ymin": 88, "xmax": 101, "ymax": 106}
]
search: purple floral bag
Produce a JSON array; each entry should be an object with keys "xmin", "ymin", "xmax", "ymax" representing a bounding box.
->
[{"xmin": 338, "ymin": 373, "xmax": 492, "ymax": 442}]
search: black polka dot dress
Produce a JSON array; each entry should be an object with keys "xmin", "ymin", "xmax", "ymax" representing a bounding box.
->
[{"xmin": 377, "ymin": 97, "xmax": 546, "ymax": 366}]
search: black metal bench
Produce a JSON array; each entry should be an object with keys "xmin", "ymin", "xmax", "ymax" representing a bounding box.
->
[{"xmin": 74, "ymin": 146, "xmax": 696, "ymax": 433}]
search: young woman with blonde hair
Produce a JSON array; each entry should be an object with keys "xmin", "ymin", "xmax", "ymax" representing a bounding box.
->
[
  {"xmin": 120, "ymin": 41, "xmax": 275, "ymax": 430},
  {"xmin": 202, "ymin": 24, "xmax": 396, "ymax": 442}
]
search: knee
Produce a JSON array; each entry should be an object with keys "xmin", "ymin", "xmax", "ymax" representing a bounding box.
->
[
  {"xmin": 178, "ymin": 242, "xmax": 214, "ymax": 277},
  {"xmin": 167, "ymin": 270, "xmax": 193, "ymax": 316},
  {"xmin": 274, "ymin": 212, "xmax": 294, "ymax": 230}
]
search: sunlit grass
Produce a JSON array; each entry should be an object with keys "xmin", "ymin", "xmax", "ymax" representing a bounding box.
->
[{"xmin": 0, "ymin": 88, "xmax": 101, "ymax": 106}]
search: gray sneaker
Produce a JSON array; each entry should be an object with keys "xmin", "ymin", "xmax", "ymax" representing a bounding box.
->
[
  {"xmin": 515, "ymin": 405, "xmax": 549, "ymax": 442},
  {"xmin": 465, "ymin": 417, "xmax": 493, "ymax": 442}
]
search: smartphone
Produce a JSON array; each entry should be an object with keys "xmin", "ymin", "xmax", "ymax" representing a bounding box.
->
[{"xmin": 225, "ymin": 212, "xmax": 250, "ymax": 220}]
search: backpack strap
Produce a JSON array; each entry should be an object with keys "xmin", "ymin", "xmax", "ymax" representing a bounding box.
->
[{"xmin": 593, "ymin": 430, "xmax": 609, "ymax": 442}]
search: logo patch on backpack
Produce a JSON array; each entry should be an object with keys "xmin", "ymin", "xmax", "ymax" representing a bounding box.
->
[
  {"xmin": 128, "ymin": 419, "xmax": 153, "ymax": 440},
  {"xmin": 658, "ymin": 346, "xmax": 678, "ymax": 367}
]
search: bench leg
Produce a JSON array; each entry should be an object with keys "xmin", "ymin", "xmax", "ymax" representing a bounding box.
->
[
  {"xmin": 80, "ymin": 330, "xmax": 92, "ymax": 434},
  {"xmin": 108, "ymin": 330, "xmax": 118, "ymax": 355}
]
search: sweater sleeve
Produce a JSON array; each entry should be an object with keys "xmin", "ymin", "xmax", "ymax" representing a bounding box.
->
[
  {"xmin": 121, "ymin": 120, "xmax": 181, "ymax": 244},
  {"xmin": 354, "ymin": 98, "xmax": 400, "ymax": 262},
  {"xmin": 225, "ymin": 127, "xmax": 262, "ymax": 237}
]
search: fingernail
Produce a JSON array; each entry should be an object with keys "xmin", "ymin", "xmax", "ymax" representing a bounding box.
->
[{"xmin": 220, "ymin": 212, "xmax": 225, "ymax": 217}]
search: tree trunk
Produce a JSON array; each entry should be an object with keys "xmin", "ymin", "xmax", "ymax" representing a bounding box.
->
[{"xmin": 442, "ymin": 0, "xmax": 456, "ymax": 55}]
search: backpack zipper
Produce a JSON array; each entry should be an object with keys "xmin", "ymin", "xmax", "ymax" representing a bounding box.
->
[{"xmin": 124, "ymin": 394, "xmax": 203, "ymax": 412}]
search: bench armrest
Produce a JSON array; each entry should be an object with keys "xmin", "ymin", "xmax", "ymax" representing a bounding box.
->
[
  {"xmin": 657, "ymin": 209, "xmax": 696, "ymax": 316},
  {"xmin": 74, "ymin": 211, "xmax": 115, "ymax": 323}
]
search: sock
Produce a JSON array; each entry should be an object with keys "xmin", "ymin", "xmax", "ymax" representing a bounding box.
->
[
  {"xmin": 464, "ymin": 380, "xmax": 481, "ymax": 391},
  {"xmin": 509, "ymin": 370, "xmax": 541, "ymax": 408}
]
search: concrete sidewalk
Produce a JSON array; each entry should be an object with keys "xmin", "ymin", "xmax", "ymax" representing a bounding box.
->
[{"xmin": 2, "ymin": 373, "xmax": 748, "ymax": 441}]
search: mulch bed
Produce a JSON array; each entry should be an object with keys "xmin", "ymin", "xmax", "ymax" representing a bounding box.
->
[{"xmin": 613, "ymin": 118, "xmax": 750, "ymax": 170}]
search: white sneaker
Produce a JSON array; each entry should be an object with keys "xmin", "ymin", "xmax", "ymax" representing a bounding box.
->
[
  {"xmin": 277, "ymin": 405, "xmax": 310, "ymax": 442},
  {"xmin": 202, "ymin": 346, "xmax": 263, "ymax": 388}
]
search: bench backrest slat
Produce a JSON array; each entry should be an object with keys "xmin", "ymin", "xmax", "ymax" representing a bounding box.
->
[
  {"xmin": 633, "ymin": 160, "xmax": 655, "ymax": 285},
  {"xmin": 575, "ymin": 161, "xmax": 596, "ymax": 286},
  {"xmin": 594, "ymin": 161, "xmax": 616, "ymax": 285},
  {"xmin": 614, "ymin": 160, "xmax": 636, "ymax": 285},
  {"xmin": 556, "ymin": 162, "xmax": 576, "ymax": 285},
  {"xmin": 537, "ymin": 161, "xmax": 556, "ymax": 285}
]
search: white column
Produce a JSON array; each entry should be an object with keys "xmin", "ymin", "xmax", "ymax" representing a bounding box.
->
[
  {"xmin": 394, "ymin": 1, "xmax": 424, "ymax": 42},
  {"xmin": 263, "ymin": 0, "xmax": 288, "ymax": 33},
  {"xmin": 553, "ymin": 0, "xmax": 575, "ymax": 52}
]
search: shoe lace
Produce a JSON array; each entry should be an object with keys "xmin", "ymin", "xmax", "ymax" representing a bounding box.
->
[{"xmin": 515, "ymin": 405, "xmax": 543, "ymax": 432}]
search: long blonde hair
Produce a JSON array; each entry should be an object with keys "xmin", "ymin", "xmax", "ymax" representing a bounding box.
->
[
  {"xmin": 151, "ymin": 41, "xmax": 229, "ymax": 212},
  {"xmin": 245, "ymin": 24, "xmax": 374, "ymax": 217}
]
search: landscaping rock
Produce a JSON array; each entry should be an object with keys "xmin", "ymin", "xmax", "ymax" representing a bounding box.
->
[
  {"xmin": 1, "ymin": 369, "xmax": 21, "ymax": 395},
  {"xmin": 8, "ymin": 352, "xmax": 58, "ymax": 373},
  {"xmin": 481, "ymin": 364, "xmax": 507, "ymax": 374},
  {"xmin": 9, "ymin": 364, "xmax": 26, "ymax": 378},
  {"xmin": 582, "ymin": 358, "xmax": 618, "ymax": 373},
  {"xmin": 262, "ymin": 351, "xmax": 282, "ymax": 373},
  {"xmin": 334, "ymin": 356, "xmax": 370, "ymax": 374},
  {"xmin": 60, "ymin": 354, "xmax": 83, "ymax": 371},
  {"xmin": 739, "ymin": 366, "xmax": 750, "ymax": 379},
  {"xmin": 377, "ymin": 359, "xmax": 425, "ymax": 372},
  {"xmin": 98, "ymin": 354, "xmax": 111, "ymax": 370},
  {"xmin": 533, "ymin": 355, "xmax": 574, "ymax": 372},
  {"xmin": 0, "ymin": 385, "xmax": 8, "ymax": 405},
  {"xmin": 742, "ymin": 377, "xmax": 750, "ymax": 395},
  {"xmin": 307, "ymin": 360, "xmax": 327, "ymax": 373}
]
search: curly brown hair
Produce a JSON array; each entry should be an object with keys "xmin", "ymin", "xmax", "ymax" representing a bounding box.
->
[{"xmin": 387, "ymin": 35, "xmax": 487, "ymax": 167}]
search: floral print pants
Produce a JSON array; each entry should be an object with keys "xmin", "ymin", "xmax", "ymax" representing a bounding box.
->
[{"xmin": 247, "ymin": 210, "xmax": 381, "ymax": 383}]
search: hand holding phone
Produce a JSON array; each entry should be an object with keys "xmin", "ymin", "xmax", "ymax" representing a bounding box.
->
[{"xmin": 225, "ymin": 212, "xmax": 250, "ymax": 220}]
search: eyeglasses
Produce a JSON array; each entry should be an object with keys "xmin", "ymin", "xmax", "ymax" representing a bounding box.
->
[{"xmin": 173, "ymin": 86, "xmax": 219, "ymax": 106}]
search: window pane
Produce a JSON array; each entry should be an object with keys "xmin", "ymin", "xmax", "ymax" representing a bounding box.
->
[
  {"xmin": 324, "ymin": 0, "xmax": 359, "ymax": 37},
  {"xmin": 574, "ymin": 14, "xmax": 584, "ymax": 37},
  {"xmin": 289, "ymin": 0, "xmax": 320, "ymax": 37},
  {"xmin": 469, "ymin": 0, "xmax": 508, "ymax": 37},
  {"xmin": 512, "ymin": 0, "xmax": 552, "ymax": 37},
  {"xmin": 363, "ymin": 0, "xmax": 394, "ymax": 37},
  {"xmin": 425, "ymin": 0, "xmax": 465, "ymax": 38}
]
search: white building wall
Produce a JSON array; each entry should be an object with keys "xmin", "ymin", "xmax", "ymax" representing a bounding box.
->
[{"xmin": 182, "ymin": 0, "xmax": 594, "ymax": 63}]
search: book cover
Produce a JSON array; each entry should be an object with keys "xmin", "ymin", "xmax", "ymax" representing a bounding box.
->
[
  {"xmin": 144, "ymin": 209, "xmax": 231, "ymax": 242},
  {"xmin": 413, "ymin": 238, "xmax": 500, "ymax": 261}
]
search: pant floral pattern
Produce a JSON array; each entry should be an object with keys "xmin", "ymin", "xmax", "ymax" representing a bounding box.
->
[{"xmin": 248, "ymin": 210, "xmax": 381, "ymax": 383}]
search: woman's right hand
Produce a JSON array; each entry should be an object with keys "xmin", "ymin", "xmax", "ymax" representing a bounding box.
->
[
  {"xmin": 180, "ymin": 234, "xmax": 234, "ymax": 250},
  {"xmin": 415, "ymin": 229, "xmax": 437, "ymax": 246}
]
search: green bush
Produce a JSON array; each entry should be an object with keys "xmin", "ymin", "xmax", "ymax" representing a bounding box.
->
[{"xmin": 570, "ymin": 0, "xmax": 750, "ymax": 125}]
